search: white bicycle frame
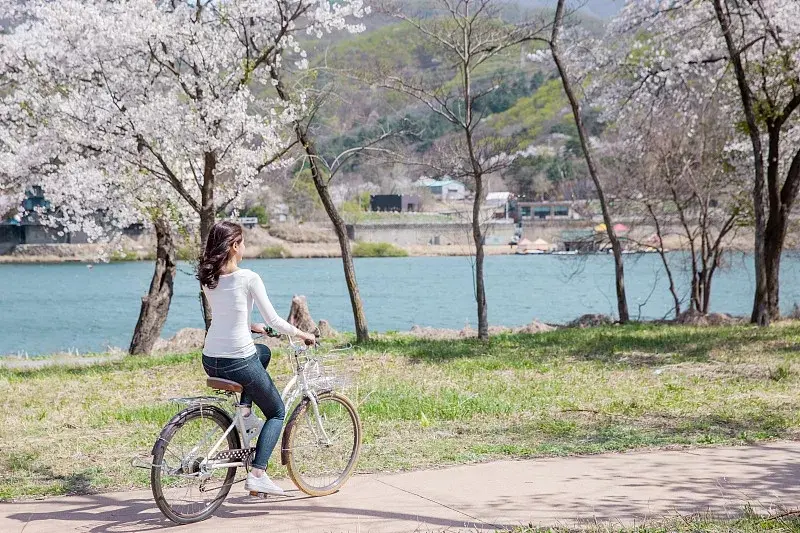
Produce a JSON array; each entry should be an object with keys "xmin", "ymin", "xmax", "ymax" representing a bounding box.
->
[{"xmin": 195, "ymin": 336, "xmax": 332, "ymax": 474}]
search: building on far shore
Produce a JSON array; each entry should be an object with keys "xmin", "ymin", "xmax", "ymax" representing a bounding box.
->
[
  {"xmin": 512, "ymin": 200, "xmax": 580, "ymax": 221},
  {"xmin": 0, "ymin": 187, "xmax": 92, "ymax": 253},
  {"xmin": 415, "ymin": 177, "xmax": 467, "ymax": 201},
  {"xmin": 486, "ymin": 192, "xmax": 513, "ymax": 219},
  {"xmin": 370, "ymin": 194, "xmax": 422, "ymax": 213},
  {"xmin": 560, "ymin": 229, "xmax": 599, "ymax": 252}
]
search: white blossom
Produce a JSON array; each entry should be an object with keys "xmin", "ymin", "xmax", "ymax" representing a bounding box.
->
[{"xmin": 1, "ymin": 0, "xmax": 368, "ymax": 241}]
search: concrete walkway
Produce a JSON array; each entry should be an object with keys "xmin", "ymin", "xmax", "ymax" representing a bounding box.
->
[{"xmin": 2, "ymin": 442, "xmax": 800, "ymax": 533}]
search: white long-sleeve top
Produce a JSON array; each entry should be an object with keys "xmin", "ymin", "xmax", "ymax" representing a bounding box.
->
[{"xmin": 202, "ymin": 269, "xmax": 300, "ymax": 358}]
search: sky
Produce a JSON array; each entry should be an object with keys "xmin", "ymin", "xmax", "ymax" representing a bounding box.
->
[{"xmin": 520, "ymin": 0, "xmax": 624, "ymax": 19}]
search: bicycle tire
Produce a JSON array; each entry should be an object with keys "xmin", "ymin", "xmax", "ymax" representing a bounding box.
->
[
  {"xmin": 151, "ymin": 405, "xmax": 239, "ymax": 524},
  {"xmin": 284, "ymin": 391, "xmax": 361, "ymax": 496}
]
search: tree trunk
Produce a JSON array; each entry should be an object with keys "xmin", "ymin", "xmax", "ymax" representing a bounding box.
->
[
  {"xmin": 297, "ymin": 126, "xmax": 370, "ymax": 342},
  {"xmin": 646, "ymin": 203, "xmax": 680, "ymax": 318},
  {"xmin": 759, "ymin": 133, "xmax": 800, "ymax": 322},
  {"xmin": 472, "ymin": 176, "xmax": 489, "ymax": 340},
  {"xmin": 129, "ymin": 216, "xmax": 177, "ymax": 355},
  {"xmin": 460, "ymin": 28, "xmax": 489, "ymax": 340},
  {"xmin": 199, "ymin": 151, "xmax": 217, "ymax": 331},
  {"xmin": 551, "ymin": 0, "xmax": 629, "ymax": 323},
  {"xmin": 270, "ymin": 74, "xmax": 369, "ymax": 342},
  {"xmin": 710, "ymin": 0, "xmax": 769, "ymax": 326},
  {"xmin": 764, "ymin": 216, "xmax": 786, "ymax": 321}
]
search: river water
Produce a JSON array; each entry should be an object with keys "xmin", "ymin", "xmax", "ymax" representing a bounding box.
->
[{"xmin": 2, "ymin": 252, "xmax": 799, "ymax": 356}]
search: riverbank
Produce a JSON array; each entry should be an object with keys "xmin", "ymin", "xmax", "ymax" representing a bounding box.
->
[
  {"xmin": 0, "ymin": 219, "xmax": 781, "ymax": 263},
  {"xmin": 0, "ymin": 242, "xmax": 527, "ymax": 263},
  {"xmin": 2, "ymin": 322, "xmax": 800, "ymax": 500}
]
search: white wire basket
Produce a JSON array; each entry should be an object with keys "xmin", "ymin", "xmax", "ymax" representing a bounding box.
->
[{"xmin": 298, "ymin": 345, "xmax": 354, "ymax": 393}]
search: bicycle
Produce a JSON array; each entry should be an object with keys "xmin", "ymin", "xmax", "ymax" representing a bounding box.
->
[{"xmin": 143, "ymin": 334, "xmax": 362, "ymax": 524}]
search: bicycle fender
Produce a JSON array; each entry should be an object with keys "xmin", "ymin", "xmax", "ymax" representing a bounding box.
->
[
  {"xmin": 280, "ymin": 397, "xmax": 311, "ymax": 465},
  {"xmin": 150, "ymin": 404, "xmax": 238, "ymax": 456}
]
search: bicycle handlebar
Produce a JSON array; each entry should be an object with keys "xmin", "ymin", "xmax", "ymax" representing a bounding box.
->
[{"xmin": 252, "ymin": 326, "xmax": 319, "ymax": 348}]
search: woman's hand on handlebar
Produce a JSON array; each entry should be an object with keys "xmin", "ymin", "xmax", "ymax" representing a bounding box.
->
[
  {"xmin": 250, "ymin": 323, "xmax": 278, "ymax": 337},
  {"xmin": 297, "ymin": 330, "xmax": 317, "ymax": 346},
  {"xmin": 250, "ymin": 323, "xmax": 268, "ymax": 335}
]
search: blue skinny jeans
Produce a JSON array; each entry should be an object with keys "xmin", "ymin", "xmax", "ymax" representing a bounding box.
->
[{"xmin": 202, "ymin": 344, "xmax": 285, "ymax": 471}]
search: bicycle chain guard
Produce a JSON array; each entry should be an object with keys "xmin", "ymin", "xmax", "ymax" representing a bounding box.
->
[{"xmin": 209, "ymin": 447, "xmax": 256, "ymax": 462}]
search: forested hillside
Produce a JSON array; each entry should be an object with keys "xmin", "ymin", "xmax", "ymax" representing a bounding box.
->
[{"xmin": 287, "ymin": 3, "xmax": 609, "ymax": 207}]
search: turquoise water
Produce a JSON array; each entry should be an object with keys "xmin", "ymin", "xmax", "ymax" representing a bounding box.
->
[{"xmin": 1, "ymin": 253, "xmax": 799, "ymax": 356}]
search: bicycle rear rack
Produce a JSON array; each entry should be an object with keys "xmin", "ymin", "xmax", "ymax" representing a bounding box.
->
[
  {"xmin": 132, "ymin": 455, "xmax": 158, "ymax": 470},
  {"xmin": 169, "ymin": 396, "xmax": 229, "ymax": 405}
]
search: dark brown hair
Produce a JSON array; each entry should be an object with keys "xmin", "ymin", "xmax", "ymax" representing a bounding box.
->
[{"xmin": 197, "ymin": 221, "xmax": 243, "ymax": 289}]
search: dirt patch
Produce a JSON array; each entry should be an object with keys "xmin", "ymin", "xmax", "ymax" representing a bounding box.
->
[
  {"xmin": 153, "ymin": 328, "xmax": 206, "ymax": 353},
  {"xmin": 677, "ymin": 309, "xmax": 741, "ymax": 326},
  {"xmin": 269, "ymin": 223, "xmax": 338, "ymax": 243},
  {"xmin": 406, "ymin": 320, "xmax": 555, "ymax": 340},
  {"xmin": 407, "ymin": 325, "xmax": 463, "ymax": 340},
  {"xmin": 0, "ymin": 351, "xmax": 126, "ymax": 370},
  {"xmin": 569, "ymin": 314, "xmax": 614, "ymax": 328},
  {"xmin": 517, "ymin": 320, "xmax": 556, "ymax": 334}
]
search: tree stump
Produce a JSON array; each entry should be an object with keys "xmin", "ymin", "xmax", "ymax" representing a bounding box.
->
[
  {"xmin": 317, "ymin": 319, "xmax": 337, "ymax": 338},
  {"xmin": 287, "ymin": 295, "xmax": 317, "ymax": 333}
]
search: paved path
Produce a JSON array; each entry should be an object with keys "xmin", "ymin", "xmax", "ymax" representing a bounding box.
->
[{"xmin": 2, "ymin": 442, "xmax": 800, "ymax": 533}]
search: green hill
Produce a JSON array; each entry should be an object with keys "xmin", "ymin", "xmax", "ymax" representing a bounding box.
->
[{"xmin": 299, "ymin": 4, "xmax": 607, "ymax": 200}]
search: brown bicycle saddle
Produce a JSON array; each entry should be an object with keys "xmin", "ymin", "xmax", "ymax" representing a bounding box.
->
[{"xmin": 206, "ymin": 377, "xmax": 243, "ymax": 393}]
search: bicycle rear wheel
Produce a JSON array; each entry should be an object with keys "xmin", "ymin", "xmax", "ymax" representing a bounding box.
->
[
  {"xmin": 151, "ymin": 405, "xmax": 239, "ymax": 524},
  {"xmin": 284, "ymin": 391, "xmax": 361, "ymax": 496}
]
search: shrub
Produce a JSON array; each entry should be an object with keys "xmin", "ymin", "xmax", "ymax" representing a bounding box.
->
[
  {"xmin": 109, "ymin": 249, "xmax": 138, "ymax": 262},
  {"xmin": 352, "ymin": 242, "xmax": 408, "ymax": 257},
  {"xmin": 259, "ymin": 245, "xmax": 291, "ymax": 259},
  {"xmin": 177, "ymin": 245, "xmax": 197, "ymax": 261},
  {"xmin": 242, "ymin": 205, "xmax": 269, "ymax": 226}
]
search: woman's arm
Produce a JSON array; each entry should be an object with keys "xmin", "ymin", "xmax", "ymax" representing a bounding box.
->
[{"xmin": 248, "ymin": 274, "xmax": 303, "ymax": 337}]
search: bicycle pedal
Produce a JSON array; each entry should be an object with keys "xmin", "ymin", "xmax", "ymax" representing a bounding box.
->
[{"xmin": 249, "ymin": 491, "xmax": 270, "ymax": 499}]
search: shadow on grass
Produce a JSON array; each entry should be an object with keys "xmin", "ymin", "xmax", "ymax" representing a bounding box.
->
[
  {"xmin": 362, "ymin": 323, "xmax": 800, "ymax": 367},
  {"xmin": 461, "ymin": 406, "xmax": 796, "ymax": 462},
  {"xmin": 0, "ymin": 450, "xmax": 102, "ymax": 498}
]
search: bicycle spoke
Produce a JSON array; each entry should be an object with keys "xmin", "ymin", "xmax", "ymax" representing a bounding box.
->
[
  {"xmin": 152, "ymin": 407, "xmax": 238, "ymax": 524},
  {"xmin": 286, "ymin": 393, "xmax": 361, "ymax": 495}
]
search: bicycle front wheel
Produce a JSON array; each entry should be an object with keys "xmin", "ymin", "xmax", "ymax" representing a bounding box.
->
[
  {"xmin": 284, "ymin": 391, "xmax": 361, "ymax": 496},
  {"xmin": 151, "ymin": 405, "xmax": 239, "ymax": 524}
]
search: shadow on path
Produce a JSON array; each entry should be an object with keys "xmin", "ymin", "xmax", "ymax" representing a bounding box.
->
[{"xmin": 4, "ymin": 489, "xmax": 516, "ymax": 533}]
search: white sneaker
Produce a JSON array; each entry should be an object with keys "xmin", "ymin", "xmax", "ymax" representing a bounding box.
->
[
  {"xmin": 242, "ymin": 413, "xmax": 264, "ymax": 438},
  {"xmin": 245, "ymin": 472, "xmax": 285, "ymax": 496}
]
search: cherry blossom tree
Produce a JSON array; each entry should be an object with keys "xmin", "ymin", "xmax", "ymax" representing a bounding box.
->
[
  {"xmin": 602, "ymin": 0, "xmax": 800, "ymax": 325},
  {"xmin": 1, "ymin": 0, "xmax": 369, "ymax": 344}
]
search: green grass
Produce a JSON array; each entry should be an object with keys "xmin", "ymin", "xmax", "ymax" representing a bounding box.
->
[
  {"xmin": 504, "ymin": 510, "xmax": 800, "ymax": 532},
  {"xmin": 259, "ymin": 244, "xmax": 292, "ymax": 259},
  {"xmin": 109, "ymin": 249, "xmax": 139, "ymax": 262},
  {"xmin": 352, "ymin": 241, "xmax": 409, "ymax": 257},
  {"xmin": 176, "ymin": 244, "xmax": 197, "ymax": 261},
  {"xmin": 3, "ymin": 323, "xmax": 800, "ymax": 499}
]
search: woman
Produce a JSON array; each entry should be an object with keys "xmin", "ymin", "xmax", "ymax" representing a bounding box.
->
[{"xmin": 198, "ymin": 221, "xmax": 315, "ymax": 496}]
